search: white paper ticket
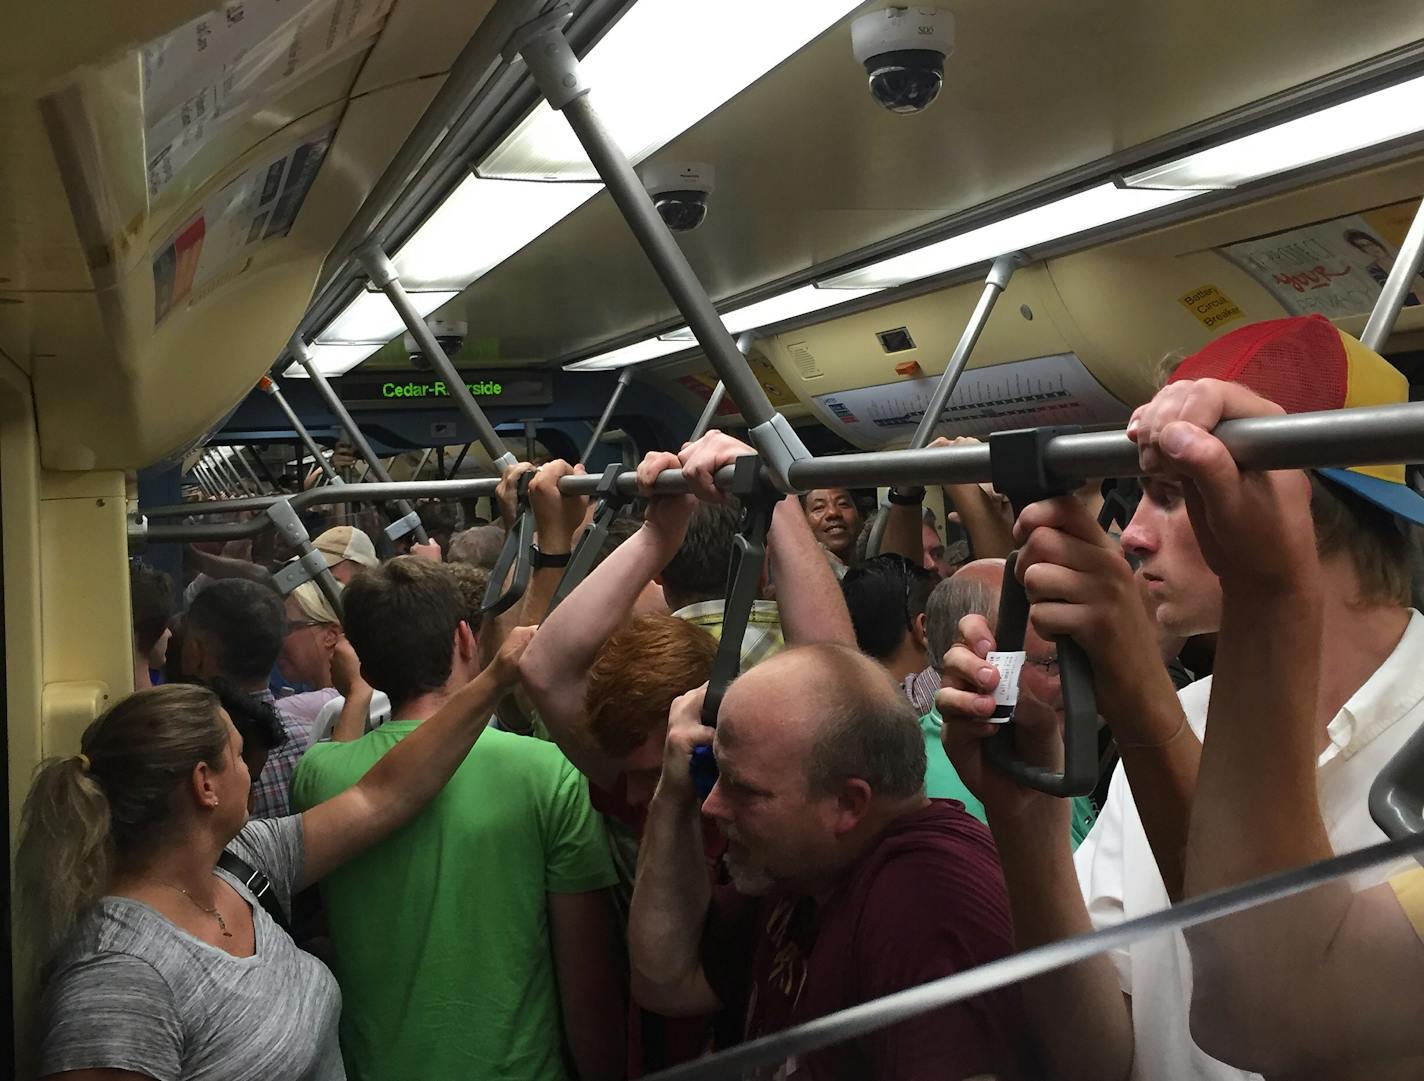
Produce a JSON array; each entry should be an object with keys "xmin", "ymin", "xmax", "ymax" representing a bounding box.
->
[{"xmin": 987, "ymin": 651, "xmax": 1026, "ymax": 710}]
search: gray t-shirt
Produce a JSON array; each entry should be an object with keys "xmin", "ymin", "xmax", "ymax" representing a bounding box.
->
[{"xmin": 40, "ymin": 816, "xmax": 343, "ymax": 1081}]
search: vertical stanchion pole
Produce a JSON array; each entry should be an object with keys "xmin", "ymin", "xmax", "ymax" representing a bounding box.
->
[
  {"xmin": 1362, "ymin": 199, "xmax": 1424, "ymax": 352},
  {"xmin": 581, "ymin": 367, "xmax": 635, "ymax": 463},
  {"xmin": 690, "ymin": 381, "xmax": 727, "ymax": 441},
  {"xmin": 289, "ymin": 338, "xmax": 429, "ymax": 545},
  {"xmin": 524, "ymin": 420, "xmax": 537, "ymax": 462},
  {"xmin": 511, "ymin": 16, "xmax": 808, "ymax": 488},
  {"xmin": 866, "ymin": 255, "xmax": 1017, "ymax": 558},
  {"xmin": 233, "ymin": 447, "xmax": 267, "ymax": 493},
  {"xmin": 259, "ymin": 377, "xmax": 341, "ymax": 485},
  {"xmin": 909, "ymin": 255, "xmax": 1018, "ymax": 447},
  {"xmin": 361, "ymin": 246, "xmax": 518, "ymax": 474}
]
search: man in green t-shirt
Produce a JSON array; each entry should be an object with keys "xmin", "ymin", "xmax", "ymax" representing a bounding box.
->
[{"xmin": 291, "ymin": 557, "xmax": 622, "ymax": 1081}]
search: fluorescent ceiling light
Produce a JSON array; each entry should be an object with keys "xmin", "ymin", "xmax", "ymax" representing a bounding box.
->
[
  {"xmin": 820, "ymin": 183, "xmax": 1197, "ymax": 289},
  {"xmin": 314, "ymin": 289, "xmax": 457, "ymax": 345},
  {"xmin": 482, "ymin": 0, "xmax": 862, "ymax": 180},
  {"xmin": 562, "ymin": 337, "xmax": 691, "ymax": 371},
  {"xmin": 392, "ymin": 176, "xmax": 601, "ymax": 290},
  {"xmin": 1124, "ymin": 73, "xmax": 1424, "ymax": 191},
  {"xmin": 282, "ymin": 343, "xmax": 385, "ymax": 379},
  {"xmin": 658, "ymin": 284, "xmax": 882, "ymax": 341}
]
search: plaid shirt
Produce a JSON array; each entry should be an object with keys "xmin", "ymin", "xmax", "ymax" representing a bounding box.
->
[
  {"xmin": 673, "ymin": 599, "xmax": 785, "ymax": 670},
  {"xmin": 904, "ymin": 665, "xmax": 942, "ymax": 717},
  {"xmin": 249, "ymin": 690, "xmax": 321, "ymax": 819}
]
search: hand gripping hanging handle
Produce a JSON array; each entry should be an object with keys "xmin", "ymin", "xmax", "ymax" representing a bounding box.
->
[
  {"xmin": 980, "ymin": 426, "xmax": 1098, "ymax": 797},
  {"xmin": 482, "ymin": 472, "xmax": 534, "ymax": 617},
  {"xmin": 692, "ymin": 455, "xmax": 780, "ymax": 798}
]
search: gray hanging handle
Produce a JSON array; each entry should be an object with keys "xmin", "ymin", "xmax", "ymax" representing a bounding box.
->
[
  {"xmin": 481, "ymin": 472, "xmax": 534, "ymax": 617},
  {"xmin": 979, "ymin": 426, "xmax": 1097, "ymax": 797},
  {"xmin": 1370, "ymin": 719, "xmax": 1424, "ymax": 847}
]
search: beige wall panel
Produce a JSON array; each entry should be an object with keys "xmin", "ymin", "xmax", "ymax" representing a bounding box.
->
[
  {"xmin": 353, "ymin": 0, "xmax": 498, "ymax": 95},
  {"xmin": 0, "ymin": 0, "xmax": 214, "ymax": 94},
  {"xmin": 26, "ymin": 76, "xmax": 440, "ymax": 472}
]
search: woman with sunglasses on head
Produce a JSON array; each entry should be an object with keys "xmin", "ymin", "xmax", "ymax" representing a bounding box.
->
[{"xmin": 15, "ymin": 625, "xmax": 532, "ymax": 1081}]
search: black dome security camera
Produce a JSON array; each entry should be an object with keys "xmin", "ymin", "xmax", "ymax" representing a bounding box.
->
[
  {"xmin": 851, "ymin": 7, "xmax": 953, "ymax": 115},
  {"xmin": 641, "ymin": 162, "xmax": 715, "ymax": 233}
]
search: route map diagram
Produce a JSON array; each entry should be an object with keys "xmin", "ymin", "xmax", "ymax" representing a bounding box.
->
[{"xmin": 810, "ymin": 352, "xmax": 1129, "ymax": 448}]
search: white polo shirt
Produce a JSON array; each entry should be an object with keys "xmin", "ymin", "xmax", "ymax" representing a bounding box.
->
[{"xmin": 1074, "ymin": 609, "xmax": 1424, "ymax": 1081}]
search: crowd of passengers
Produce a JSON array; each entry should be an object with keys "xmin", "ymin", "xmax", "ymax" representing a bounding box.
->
[{"xmin": 17, "ymin": 313, "xmax": 1424, "ymax": 1081}]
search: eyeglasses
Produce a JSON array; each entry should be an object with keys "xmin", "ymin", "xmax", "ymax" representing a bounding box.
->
[{"xmin": 287, "ymin": 619, "xmax": 324, "ymax": 633}]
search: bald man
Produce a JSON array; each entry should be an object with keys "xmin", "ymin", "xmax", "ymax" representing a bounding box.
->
[{"xmin": 628, "ymin": 644, "xmax": 1030, "ymax": 1081}]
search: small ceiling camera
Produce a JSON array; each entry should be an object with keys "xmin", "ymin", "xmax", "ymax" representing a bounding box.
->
[
  {"xmin": 641, "ymin": 161, "xmax": 715, "ymax": 232},
  {"xmin": 402, "ymin": 316, "xmax": 467, "ymax": 369},
  {"xmin": 851, "ymin": 7, "xmax": 953, "ymax": 115}
]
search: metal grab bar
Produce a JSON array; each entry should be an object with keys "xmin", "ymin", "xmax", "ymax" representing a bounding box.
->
[{"xmin": 135, "ymin": 401, "xmax": 1424, "ymax": 544}]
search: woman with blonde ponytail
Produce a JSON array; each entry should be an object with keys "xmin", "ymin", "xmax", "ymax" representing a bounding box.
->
[{"xmin": 17, "ymin": 625, "xmax": 533, "ymax": 1081}]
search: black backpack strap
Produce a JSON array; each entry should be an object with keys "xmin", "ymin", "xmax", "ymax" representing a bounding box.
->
[{"xmin": 218, "ymin": 849, "xmax": 290, "ymax": 933}]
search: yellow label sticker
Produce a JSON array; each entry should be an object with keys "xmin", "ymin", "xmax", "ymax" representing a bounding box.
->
[{"xmin": 1179, "ymin": 285, "xmax": 1244, "ymax": 330}]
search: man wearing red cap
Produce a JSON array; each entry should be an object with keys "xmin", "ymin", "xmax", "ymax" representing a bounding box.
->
[{"xmin": 938, "ymin": 315, "xmax": 1424, "ymax": 1081}]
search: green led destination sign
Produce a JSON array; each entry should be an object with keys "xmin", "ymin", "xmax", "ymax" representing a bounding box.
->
[
  {"xmin": 343, "ymin": 369, "xmax": 553, "ymax": 411},
  {"xmin": 381, "ymin": 379, "xmax": 504, "ymax": 399}
]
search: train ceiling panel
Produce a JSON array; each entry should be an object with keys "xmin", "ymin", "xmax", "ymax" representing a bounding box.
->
[{"xmin": 444, "ymin": 0, "xmax": 1424, "ymax": 365}]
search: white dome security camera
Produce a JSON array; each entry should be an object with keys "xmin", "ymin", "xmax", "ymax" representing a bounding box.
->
[
  {"xmin": 402, "ymin": 316, "xmax": 467, "ymax": 369},
  {"xmin": 851, "ymin": 7, "xmax": 953, "ymax": 114},
  {"xmin": 640, "ymin": 161, "xmax": 715, "ymax": 232}
]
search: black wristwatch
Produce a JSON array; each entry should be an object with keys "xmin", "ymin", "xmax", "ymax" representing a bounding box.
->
[
  {"xmin": 530, "ymin": 545, "xmax": 571, "ymax": 569},
  {"xmin": 887, "ymin": 486, "xmax": 926, "ymax": 506}
]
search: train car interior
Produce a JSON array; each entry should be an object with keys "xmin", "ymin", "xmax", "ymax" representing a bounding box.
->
[{"xmin": 5, "ymin": 0, "xmax": 1424, "ymax": 1076}]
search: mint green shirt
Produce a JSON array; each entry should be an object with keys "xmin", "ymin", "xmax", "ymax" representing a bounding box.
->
[
  {"xmin": 291, "ymin": 724, "xmax": 616, "ymax": 1081},
  {"xmin": 920, "ymin": 709, "xmax": 1098, "ymax": 850}
]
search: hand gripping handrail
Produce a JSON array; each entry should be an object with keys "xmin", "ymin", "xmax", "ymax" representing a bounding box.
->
[
  {"xmin": 980, "ymin": 426, "xmax": 1099, "ymax": 797},
  {"xmin": 481, "ymin": 471, "xmax": 534, "ymax": 617},
  {"xmin": 131, "ymin": 402, "xmax": 1424, "ymax": 545},
  {"xmin": 691, "ymin": 456, "xmax": 783, "ymax": 799}
]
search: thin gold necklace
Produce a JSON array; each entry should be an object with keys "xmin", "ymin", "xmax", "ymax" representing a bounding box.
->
[{"xmin": 155, "ymin": 880, "xmax": 233, "ymax": 938}]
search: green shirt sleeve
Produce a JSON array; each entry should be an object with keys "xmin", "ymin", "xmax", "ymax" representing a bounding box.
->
[
  {"xmin": 542, "ymin": 759, "xmax": 617, "ymax": 894},
  {"xmin": 289, "ymin": 743, "xmax": 334, "ymax": 814}
]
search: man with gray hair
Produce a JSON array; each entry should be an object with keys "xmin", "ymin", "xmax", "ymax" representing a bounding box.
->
[
  {"xmin": 448, "ymin": 523, "xmax": 507, "ymax": 570},
  {"xmin": 924, "ymin": 558, "xmax": 1006, "ymax": 682},
  {"xmin": 627, "ymin": 643, "xmax": 1029, "ymax": 1081}
]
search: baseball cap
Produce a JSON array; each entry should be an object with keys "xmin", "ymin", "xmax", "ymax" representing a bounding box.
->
[
  {"xmin": 312, "ymin": 525, "xmax": 379, "ymax": 569},
  {"xmin": 1169, "ymin": 314, "xmax": 1424, "ymax": 525}
]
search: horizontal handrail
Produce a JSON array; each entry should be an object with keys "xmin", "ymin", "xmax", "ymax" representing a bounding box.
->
[{"xmin": 136, "ymin": 401, "xmax": 1424, "ymax": 544}]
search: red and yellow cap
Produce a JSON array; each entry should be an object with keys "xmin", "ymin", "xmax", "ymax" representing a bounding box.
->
[{"xmin": 1169, "ymin": 314, "xmax": 1424, "ymax": 525}]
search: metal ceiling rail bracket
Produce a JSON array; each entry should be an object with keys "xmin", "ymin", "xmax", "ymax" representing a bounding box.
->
[
  {"xmin": 265, "ymin": 498, "xmax": 345, "ymax": 618},
  {"xmin": 259, "ymin": 376, "xmax": 342, "ymax": 485},
  {"xmin": 512, "ymin": 12, "xmax": 811, "ymax": 489},
  {"xmin": 581, "ymin": 366, "xmax": 635, "ymax": 463},
  {"xmin": 360, "ymin": 244, "xmax": 518, "ymax": 473},
  {"xmin": 290, "ymin": 335, "xmax": 430, "ymax": 544}
]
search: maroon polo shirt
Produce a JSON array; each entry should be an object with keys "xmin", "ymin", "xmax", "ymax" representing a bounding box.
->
[{"xmin": 701, "ymin": 799, "xmax": 1032, "ymax": 1080}]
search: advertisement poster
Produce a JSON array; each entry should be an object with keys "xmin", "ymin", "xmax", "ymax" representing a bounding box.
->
[
  {"xmin": 142, "ymin": 0, "xmax": 391, "ymax": 199},
  {"xmin": 676, "ymin": 355, "xmax": 797, "ymax": 416},
  {"xmin": 153, "ymin": 129, "xmax": 333, "ymax": 325},
  {"xmin": 810, "ymin": 352, "xmax": 1128, "ymax": 448},
  {"xmin": 1218, "ymin": 199, "xmax": 1424, "ymax": 319}
]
